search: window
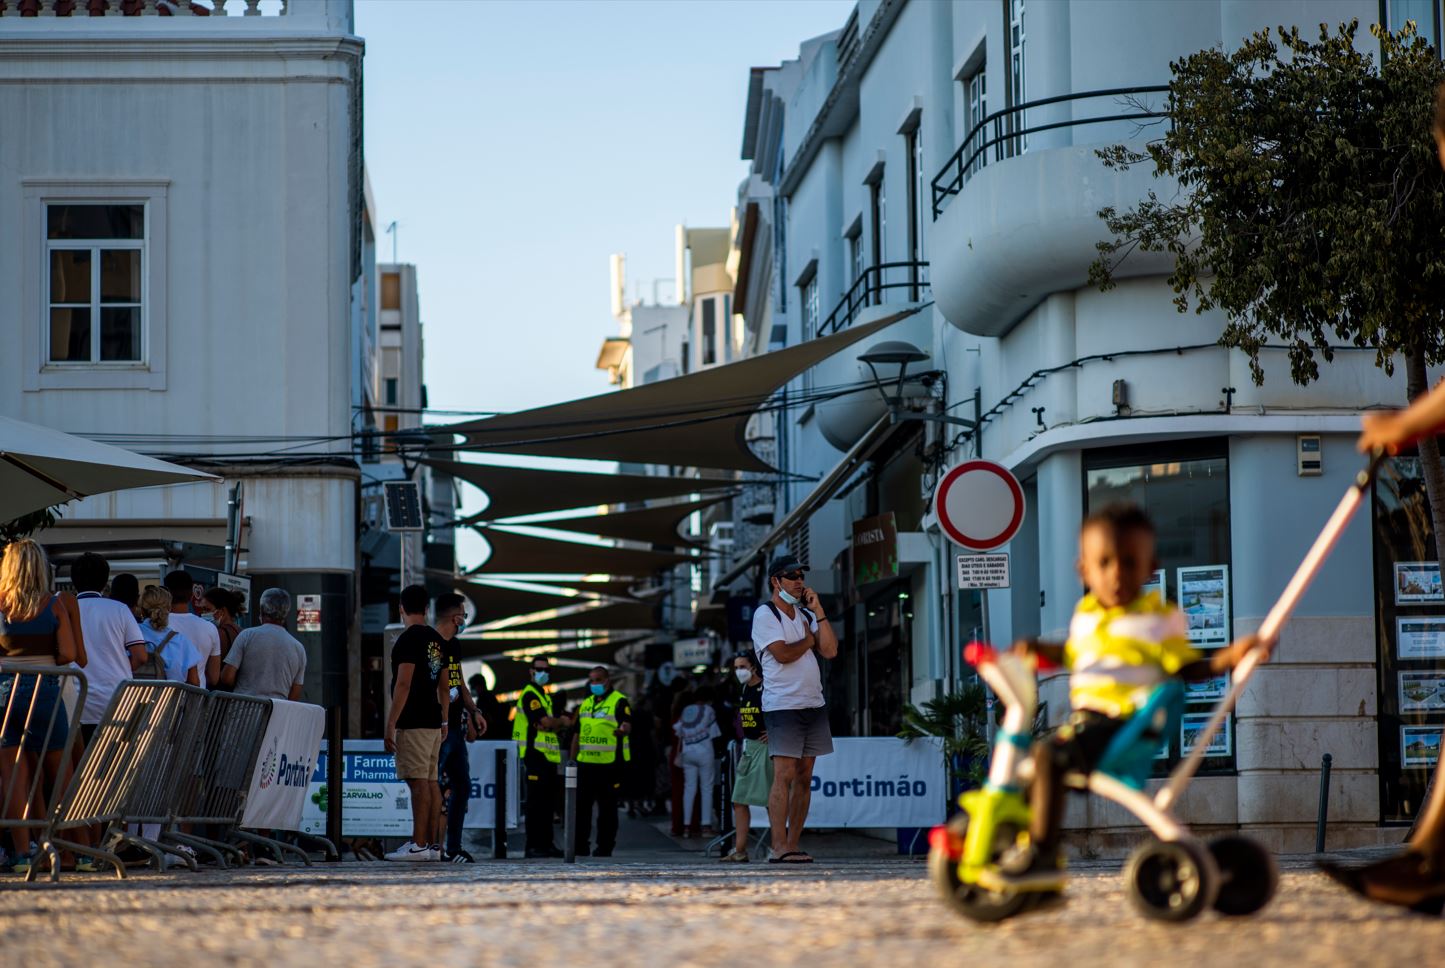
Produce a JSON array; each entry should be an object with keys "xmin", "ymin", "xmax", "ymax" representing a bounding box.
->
[
  {"xmin": 1384, "ymin": 0, "xmax": 1442, "ymax": 48},
  {"xmin": 46, "ymin": 204, "xmax": 145, "ymax": 364},
  {"xmin": 869, "ymin": 171, "xmax": 886, "ymax": 270},
  {"xmin": 848, "ymin": 230, "xmax": 864, "ymax": 286},
  {"xmin": 702, "ymin": 297, "xmax": 717, "ymax": 366},
  {"xmin": 385, "ymin": 377, "xmax": 398, "ymax": 406},
  {"xmin": 963, "ymin": 64, "xmax": 988, "ymax": 175},
  {"xmin": 1005, "ymin": 0, "xmax": 1027, "ymax": 158},
  {"xmin": 383, "ymin": 414, "xmax": 399, "ymax": 452},
  {"xmin": 801, "ymin": 277, "xmax": 819, "ymax": 342},
  {"xmin": 904, "ymin": 120, "xmax": 926, "ymax": 298},
  {"xmin": 381, "ymin": 272, "xmax": 401, "ymax": 311}
]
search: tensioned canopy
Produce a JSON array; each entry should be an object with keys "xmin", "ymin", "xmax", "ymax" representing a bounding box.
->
[
  {"xmin": 450, "ymin": 580, "xmax": 578, "ymax": 625},
  {"xmin": 468, "ymin": 526, "xmax": 698, "ymax": 577},
  {"xmin": 523, "ymin": 494, "xmax": 729, "ymax": 548},
  {"xmin": 501, "ymin": 601, "xmax": 657, "ymax": 632},
  {"xmin": 440, "ymin": 310, "xmax": 918, "ymax": 472},
  {"xmin": 521, "ymin": 578, "xmax": 664, "ymax": 600},
  {"xmin": 426, "ymin": 459, "xmax": 738, "ymax": 521}
]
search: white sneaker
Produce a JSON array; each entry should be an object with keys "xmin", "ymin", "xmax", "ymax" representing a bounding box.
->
[{"xmin": 384, "ymin": 841, "xmax": 435, "ymax": 862}]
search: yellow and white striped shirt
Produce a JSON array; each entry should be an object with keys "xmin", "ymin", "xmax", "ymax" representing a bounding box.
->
[{"xmin": 1064, "ymin": 591, "xmax": 1200, "ymax": 717}]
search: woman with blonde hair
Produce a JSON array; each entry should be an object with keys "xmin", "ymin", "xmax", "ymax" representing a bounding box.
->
[
  {"xmin": 0, "ymin": 539, "xmax": 80, "ymax": 873},
  {"xmin": 137, "ymin": 586, "xmax": 201, "ymax": 686}
]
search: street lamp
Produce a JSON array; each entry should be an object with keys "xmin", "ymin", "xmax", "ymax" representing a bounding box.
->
[{"xmin": 857, "ymin": 340, "xmax": 980, "ymax": 430}]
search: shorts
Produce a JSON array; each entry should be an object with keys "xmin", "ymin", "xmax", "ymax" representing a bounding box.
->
[
  {"xmin": 763, "ymin": 706, "xmax": 833, "ymax": 759},
  {"xmin": 1049, "ymin": 710, "xmax": 1128, "ymax": 775},
  {"xmin": 0, "ymin": 672, "xmax": 70, "ymax": 752},
  {"xmin": 731, "ymin": 738, "xmax": 774, "ymax": 806},
  {"xmin": 395, "ymin": 728, "xmax": 443, "ymax": 781}
]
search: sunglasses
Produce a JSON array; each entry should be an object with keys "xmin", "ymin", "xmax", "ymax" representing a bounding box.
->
[{"xmin": 776, "ymin": 571, "xmax": 805, "ymax": 582}]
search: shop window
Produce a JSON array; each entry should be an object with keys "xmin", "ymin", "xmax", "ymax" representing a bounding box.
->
[{"xmin": 1084, "ymin": 440, "xmax": 1234, "ymax": 775}]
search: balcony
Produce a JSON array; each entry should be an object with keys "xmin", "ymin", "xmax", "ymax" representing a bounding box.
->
[
  {"xmin": 928, "ymin": 87, "xmax": 1177, "ymax": 337},
  {"xmin": 816, "ymin": 260, "xmax": 929, "ymax": 338}
]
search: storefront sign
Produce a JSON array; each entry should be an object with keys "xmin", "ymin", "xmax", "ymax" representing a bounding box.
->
[
  {"xmin": 296, "ymin": 594, "xmax": 322, "ymax": 633},
  {"xmin": 673, "ymin": 637, "xmax": 712, "ymax": 666},
  {"xmin": 241, "ymin": 699, "xmax": 326, "ymax": 831},
  {"xmin": 852, "ymin": 512, "xmax": 899, "ymax": 587},
  {"xmin": 747, "ymin": 737, "xmax": 945, "ymax": 829},
  {"xmin": 298, "ymin": 740, "xmax": 519, "ymax": 836},
  {"xmin": 956, "ymin": 553, "xmax": 1010, "ymax": 589}
]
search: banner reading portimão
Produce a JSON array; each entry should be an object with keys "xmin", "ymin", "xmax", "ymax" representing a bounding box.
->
[
  {"xmin": 241, "ymin": 699, "xmax": 326, "ymax": 830},
  {"xmin": 750, "ymin": 736, "xmax": 946, "ymax": 829}
]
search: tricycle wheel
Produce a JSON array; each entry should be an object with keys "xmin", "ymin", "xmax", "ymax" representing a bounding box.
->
[
  {"xmin": 1208, "ymin": 835, "xmax": 1277, "ymax": 916},
  {"xmin": 927, "ymin": 813, "xmax": 1033, "ymax": 923},
  {"xmin": 1124, "ymin": 838, "xmax": 1218, "ymax": 922}
]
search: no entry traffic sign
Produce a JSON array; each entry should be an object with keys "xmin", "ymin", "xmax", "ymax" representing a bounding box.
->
[{"xmin": 934, "ymin": 459, "xmax": 1025, "ymax": 551}]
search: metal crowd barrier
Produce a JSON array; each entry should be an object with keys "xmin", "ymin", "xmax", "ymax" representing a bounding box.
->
[{"xmin": 0, "ymin": 664, "xmax": 87, "ymax": 882}]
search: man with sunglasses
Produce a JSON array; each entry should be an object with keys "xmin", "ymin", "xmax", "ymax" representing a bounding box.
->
[
  {"xmin": 434, "ymin": 592, "xmax": 486, "ymax": 862},
  {"xmin": 751, "ymin": 554, "xmax": 838, "ymax": 863}
]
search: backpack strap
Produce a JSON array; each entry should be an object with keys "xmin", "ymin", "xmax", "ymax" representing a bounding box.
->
[
  {"xmin": 764, "ymin": 601, "xmax": 815, "ymax": 626},
  {"xmin": 155, "ymin": 630, "xmax": 177, "ymax": 658}
]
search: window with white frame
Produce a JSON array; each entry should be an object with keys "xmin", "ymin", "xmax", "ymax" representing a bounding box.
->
[
  {"xmin": 848, "ymin": 228, "xmax": 864, "ymax": 286},
  {"xmin": 964, "ymin": 64, "xmax": 987, "ymax": 174},
  {"xmin": 1006, "ymin": 0, "xmax": 1027, "ymax": 157},
  {"xmin": 869, "ymin": 171, "xmax": 886, "ymax": 269},
  {"xmin": 905, "ymin": 118, "xmax": 926, "ymax": 278},
  {"xmin": 46, "ymin": 203, "xmax": 146, "ymax": 364},
  {"xmin": 802, "ymin": 276, "xmax": 819, "ymax": 342},
  {"xmin": 1384, "ymin": 0, "xmax": 1442, "ymax": 48}
]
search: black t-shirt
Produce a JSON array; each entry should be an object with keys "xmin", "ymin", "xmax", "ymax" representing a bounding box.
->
[
  {"xmin": 737, "ymin": 682, "xmax": 765, "ymax": 740},
  {"xmin": 391, "ymin": 624, "xmax": 445, "ymax": 730},
  {"xmin": 446, "ymin": 651, "xmax": 466, "ymax": 730}
]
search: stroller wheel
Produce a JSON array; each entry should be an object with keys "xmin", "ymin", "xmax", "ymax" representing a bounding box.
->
[
  {"xmin": 928, "ymin": 814, "xmax": 1033, "ymax": 923},
  {"xmin": 1208, "ymin": 835, "xmax": 1277, "ymax": 916},
  {"xmin": 1124, "ymin": 839, "xmax": 1218, "ymax": 922}
]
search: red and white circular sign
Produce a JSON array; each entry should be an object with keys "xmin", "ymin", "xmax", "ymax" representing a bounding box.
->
[{"xmin": 934, "ymin": 459, "xmax": 1026, "ymax": 550}]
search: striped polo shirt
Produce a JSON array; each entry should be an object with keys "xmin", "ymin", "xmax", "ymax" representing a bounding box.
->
[{"xmin": 1064, "ymin": 591, "xmax": 1200, "ymax": 717}]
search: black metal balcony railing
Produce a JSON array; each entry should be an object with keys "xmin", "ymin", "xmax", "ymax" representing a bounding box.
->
[
  {"xmin": 931, "ymin": 86, "xmax": 1170, "ymax": 219},
  {"xmin": 815, "ymin": 260, "xmax": 929, "ymax": 338}
]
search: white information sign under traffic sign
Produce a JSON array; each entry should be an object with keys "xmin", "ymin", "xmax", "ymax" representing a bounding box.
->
[
  {"xmin": 957, "ymin": 553, "xmax": 1011, "ymax": 589},
  {"xmin": 934, "ymin": 459, "xmax": 1026, "ymax": 550}
]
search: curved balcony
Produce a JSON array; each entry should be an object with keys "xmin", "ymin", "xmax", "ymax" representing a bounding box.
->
[{"xmin": 929, "ymin": 87, "xmax": 1177, "ymax": 338}]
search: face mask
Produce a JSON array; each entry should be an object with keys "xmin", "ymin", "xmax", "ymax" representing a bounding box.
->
[
  {"xmin": 589, "ymin": 683, "xmax": 606, "ymax": 697},
  {"xmin": 533, "ymin": 671, "xmax": 549, "ymax": 686},
  {"xmin": 778, "ymin": 587, "xmax": 801, "ymax": 606},
  {"xmin": 735, "ymin": 668, "xmax": 752, "ymax": 684}
]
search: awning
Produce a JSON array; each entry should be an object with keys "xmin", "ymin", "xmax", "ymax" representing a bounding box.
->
[
  {"xmin": 450, "ymin": 579, "xmax": 579, "ymax": 625},
  {"xmin": 521, "ymin": 578, "xmax": 667, "ymax": 600},
  {"xmin": 439, "ymin": 309, "xmax": 919, "ymax": 472},
  {"xmin": 501, "ymin": 601, "xmax": 657, "ymax": 632},
  {"xmin": 426, "ymin": 459, "xmax": 739, "ymax": 521},
  {"xmin": 523, "ymin": 495, "xmax": 729, "ymax": 548},
  {"xmin": 467, "ymin": 526, "xmax": 698, "ymax": 578}
]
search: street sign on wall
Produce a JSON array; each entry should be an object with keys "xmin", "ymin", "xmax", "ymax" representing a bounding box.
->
[{"xmin": 934, "ymin": 459, "xmax": 1026, "ymax": 551}]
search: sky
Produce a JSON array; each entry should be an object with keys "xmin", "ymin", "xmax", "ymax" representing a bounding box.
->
[{"xmin": 356, "ymin": 0, "xmax": 855, "ymax": 569}]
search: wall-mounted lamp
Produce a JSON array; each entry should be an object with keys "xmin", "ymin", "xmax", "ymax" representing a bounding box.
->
[{"xmin": 857, "ymin": 340, "xmax": 980, "ymax": 431}]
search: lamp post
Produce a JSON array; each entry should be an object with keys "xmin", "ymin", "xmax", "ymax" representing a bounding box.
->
[{"xmin": 856, "ymin": 340, "xmax": 981, "ymax": 433}]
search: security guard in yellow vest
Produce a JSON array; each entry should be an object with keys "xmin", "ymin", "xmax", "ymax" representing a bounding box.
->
[
  {"xmin": 569, "ymin": 665, "xmax": 632, "ymax": 857},
  {"xmin": 514, "ymin": 657, "xmax": 571, "ymax": 858}
]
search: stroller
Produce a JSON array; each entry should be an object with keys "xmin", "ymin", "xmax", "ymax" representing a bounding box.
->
[{"xmin": 927, "ymin": 453, "xmax": 1383, "ymax": 923}]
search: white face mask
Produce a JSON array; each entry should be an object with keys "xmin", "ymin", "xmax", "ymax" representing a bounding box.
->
[
  {"xmin": 778, "ymin": 587, "xmax": 801, "ymax": 606},
  {"xmin": 734, "ymin": 668, "xmax": 752, "ymax": 684}
]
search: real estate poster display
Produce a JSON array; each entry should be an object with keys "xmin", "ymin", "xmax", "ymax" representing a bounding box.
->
[
  {"xmin": 1186, "ymin": 668, "xmax": 1229, "ymax": 702},
  {"xmin": 1400, "ymin": 672, "xmax": 1445, "ymax": 713},
  {"xmin": 1141, "ymin": 569, "xmax": 1167, "ymax": 604},
  {"xmin": 1395, "ymin": 562, "xmax": 1444, "ymax": 604},
  {"xmin": 1402, "ymin": 726, "xmax": 1444, "ymax": 768},
  {"xmin": 1181, "ymin": 712, "xmax": 1232, "ymax": 757},
  {"xmin": 1177, "ymin": 565, "xmax": 1230, "ymax": 644},
  {"xmin": 1397, "ymin": 617, "xmax": 1445, "ymax": 660}
]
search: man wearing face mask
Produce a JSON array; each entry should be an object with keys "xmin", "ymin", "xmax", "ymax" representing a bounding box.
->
[
  {"xmin": 570, "ymin": 665, "xmax": 631, "ymax": 858},
  {"xmin": 513, "ymin": 657, "xmax": 571, "ymax": 858},
  {"xmin": 751, "ymin": 554, "xmax": 838, "ymax": 864}
]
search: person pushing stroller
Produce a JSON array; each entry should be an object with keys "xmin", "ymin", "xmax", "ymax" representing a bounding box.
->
[{"xmin": 1000, "ymin": 503, "xmax": 1268, "ymax": 887}]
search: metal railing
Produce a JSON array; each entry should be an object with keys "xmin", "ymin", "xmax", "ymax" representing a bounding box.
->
[
  {"xmin": 815, "ymin": 260, "xmax": 930, "ymax": 338},
  {"xmin": 931, "ymin": 86, "xmax": 1170, "ymax": 218},
  {"xmin": 0, "ymin": 665, "xmax": 87, "ymax": 877}
]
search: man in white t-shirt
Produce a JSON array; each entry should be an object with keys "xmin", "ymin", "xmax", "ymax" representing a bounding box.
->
[
  {"xmin": 750, "ymin": 554, "xmax": 838, "ymax": 864},
  {"xmin": 165, "ymin": 570, "xmax": 221, "ymax": 688},
  {"xmin": 71, "ymin": 553, "xmax": 147, "ymax": 743}
]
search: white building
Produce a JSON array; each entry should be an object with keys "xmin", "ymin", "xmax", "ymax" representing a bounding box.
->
[{"xmin": 715, "ymin": 0, "xmax": 1441, "ymax": 851}]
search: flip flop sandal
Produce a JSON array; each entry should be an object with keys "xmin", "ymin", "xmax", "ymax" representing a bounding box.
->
[{"xmin": 768, "ymin": 851, "xmax": 813, "ymax": 864}]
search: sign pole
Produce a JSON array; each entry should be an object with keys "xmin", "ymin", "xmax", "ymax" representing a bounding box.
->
[{"xmin": 980, "ymin": 587, "xmax": 995, "ymax": 745}]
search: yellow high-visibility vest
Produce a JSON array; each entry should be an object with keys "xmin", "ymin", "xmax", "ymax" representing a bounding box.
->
[
  {"xmin": 512, "ymin": 683, "xmax": 561, "ymax": 763},
  {"xmin": 575, "ymin": 690, "xmax": 630, "ymax": 765}
]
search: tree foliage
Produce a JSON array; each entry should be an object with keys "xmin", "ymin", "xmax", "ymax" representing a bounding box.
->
[
  {"xmin": 0, "ymin": 506, "xmax": 61, "ymax": 551},
  {"xmin": 1090, "ymin": 20, "xmax": 1445, "ymax": 386}
]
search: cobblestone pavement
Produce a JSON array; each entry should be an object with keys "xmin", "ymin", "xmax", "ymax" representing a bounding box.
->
[{"xmin": 3, "ymin": 854, "xmax": 1443, "ymax": 967}]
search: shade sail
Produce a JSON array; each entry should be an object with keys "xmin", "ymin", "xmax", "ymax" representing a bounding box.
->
[
  {"xmin": 450, "ymin": 580, "xmax": 578, "ymax": 625},
  {"xmin": 441, "ymin": 310, "xmax": 919, "ymax": 472},
  {"xmin": 502, "ymin": 601, "xmax": 657, "ymax": 632},
  {"xmin": 468, "ymin": 526, "xmax": 697, "ymax": 577},
  {"xmin": 524, "ymin": 495, "xmax": 729, "ymax": 548},
  {"xmin": 521, "ymin": 578, "xmax": 664, "ymax": 600},
  {"xmin": 426, "ymin": 459, "xmax": 738, "ymax": 521},
  {"xmin": 0, "ymin": 416, "xmax": 217, "ymax": 521}
]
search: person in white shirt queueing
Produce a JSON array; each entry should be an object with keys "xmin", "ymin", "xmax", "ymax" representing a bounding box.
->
[{"xmin": 750, "ymin": 554, "xmax": 838, "ymax": 864}]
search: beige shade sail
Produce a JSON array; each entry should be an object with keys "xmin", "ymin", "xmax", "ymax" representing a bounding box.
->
[
  {"xmin": 523, "ymin": 494, "xmax": 729, "ymax": 548},
  {"xmin": 450, "ymin": 580, "xmax": 579, "ymax": 625},
  {"xmin": 467, "ymin": 526, "xmax": 698, "ymax": 577},
  {"xmin": 519, "ymin": 578, "xmax": 664, "ymax": 600},
  {"xmin": 440, "ymin": 310, "xmax": 918, "ymax": 472},
  {"xmin": 426, "ymin": 459, "xmax": 738, "ymax": 521},
  {"xmin": 501, "ymin": 601, "xmax": 657, "ymax": 632}
]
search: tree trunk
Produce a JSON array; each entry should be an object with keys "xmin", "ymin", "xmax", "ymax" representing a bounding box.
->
[{"xmin": 1406, "ymin": 352, "xmax": 1445, "ymax": 842}]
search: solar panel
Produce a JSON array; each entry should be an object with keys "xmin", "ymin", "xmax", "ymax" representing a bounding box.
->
[{"xmin": 384, "ymin": 480, "xmax": 424, "ymax": 532}]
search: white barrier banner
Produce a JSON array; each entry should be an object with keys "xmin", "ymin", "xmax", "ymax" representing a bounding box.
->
[
  {"xmin": 298, "ymin": 739, "xmax": 518, "ymax": 837},
  {"xmin": 241, "ymin": 699, "xmax": 325, "ymax": 830},
  {"xmin": 750, "ymin": 736, "xmax": 946, "ymax": 829}
]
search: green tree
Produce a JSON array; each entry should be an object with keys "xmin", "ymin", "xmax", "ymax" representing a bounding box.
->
[
  {"xmin": 0, "ymin": 506, "xmax": 61, "ymax": 550},
  {"xmin": 1091, "ymin": 20, "xmax": 1445, "ymax": 538}
]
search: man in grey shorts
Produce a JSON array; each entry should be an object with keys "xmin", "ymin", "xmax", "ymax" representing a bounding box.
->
[{"xmin": 751, "ymin": 554, "xmax": 838, "ymax": 863}]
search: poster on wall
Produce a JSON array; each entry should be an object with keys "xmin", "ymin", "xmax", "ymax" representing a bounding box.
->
[
  {"xmin": 1402, "ymin": 726, "xmax": 1444, "ymax": 768},
  {"xmin": 1181, "ymin": 712, "xmax": 1232, "ymax": 757},
  {"xmin": 1400, "ymin": 672, "xmax": 1445, "ymax": 712},
  {"xmin": 1397, "ymin": 617, "xmax": 1445, "ymax": 660},
  {"xmin": 1186, "ymin": 668, "xmax": 1229, "ymax": 702},
  {"xmin": 1141, "ymin": 569, "xmax": 1167, "ymax": 603},
  {"xmin": 1177, "ymin": 565, "xmax": 1230, "ymax": 644},
  {"xmin": 1395, "ymin": 562, "xmax": 1444, "ymax": 604}
]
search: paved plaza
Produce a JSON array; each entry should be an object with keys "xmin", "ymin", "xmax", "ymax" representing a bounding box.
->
[{"xmin": 3, "ymin": 847, "xmax": 1443, "ymax": 968}]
